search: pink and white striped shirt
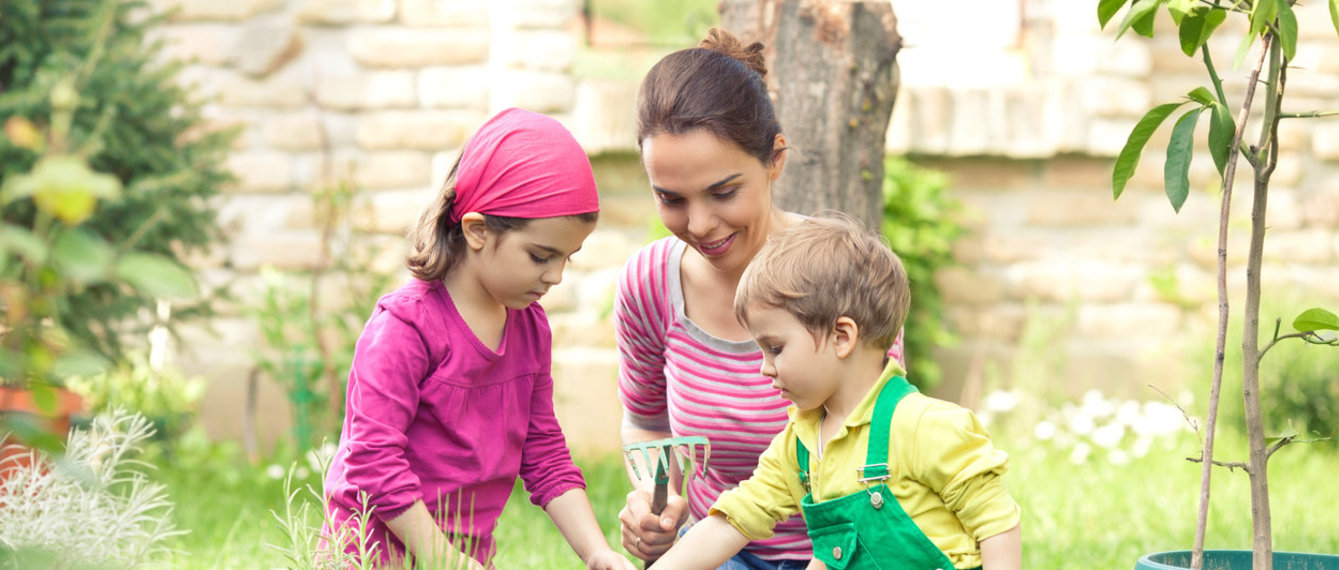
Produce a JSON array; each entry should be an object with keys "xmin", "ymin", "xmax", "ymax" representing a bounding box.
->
[{"xmin": 616, "ymin": 237, "xmax": 905, "ymax": 562}]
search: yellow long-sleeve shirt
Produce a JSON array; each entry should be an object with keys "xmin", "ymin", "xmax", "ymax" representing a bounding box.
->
[{"xmin": 710, "ymin": 365, "xmax": 1021, "ymax": 569}]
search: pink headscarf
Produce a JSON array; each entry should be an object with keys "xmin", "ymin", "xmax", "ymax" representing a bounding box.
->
[{"xmin": 449, "ymin": 108, "xmax": 600, "ymax": 223}]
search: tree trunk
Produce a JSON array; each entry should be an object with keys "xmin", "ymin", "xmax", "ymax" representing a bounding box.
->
[{"xmin": 720, "ymin": 0, "xmax": 902, "ymax": 230}]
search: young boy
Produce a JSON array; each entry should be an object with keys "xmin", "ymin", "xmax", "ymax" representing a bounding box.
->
[{"xmin": 653, "ymin": 216, "xmax": 1022, "ymax": 569}]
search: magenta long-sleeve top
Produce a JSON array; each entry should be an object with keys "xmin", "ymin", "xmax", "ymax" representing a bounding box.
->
[{"xmin": 323, "ymin": 278, "xmax": 585, "ymax": 565}]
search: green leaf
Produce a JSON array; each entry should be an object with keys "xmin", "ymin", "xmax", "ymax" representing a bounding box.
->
[
  {"xmin": 31, "ymin": 381, "xmax": 56, "ymax": 411},
  {"xmin": 0, "ymin": 225, "xmax": 48, "ymax": 265},
  {"xmin": 1208, "ymin": 101, "xmax": 1235, "ymax": 176},
  {"xmin": 1165, "ymin": 108, "xmax": 1202, "ymax": 213},
  {"xmin": 1168, "ymin": 0, "xmax": 1196, "ymax": 25},
  {"xmin": 1331, "ymin": 0, "xmax": 1339, "ymax": 39},
  {"xmin": 1252, "ymin": 0, "xmax": 1278, "ymax": 38},
  {"xmin": 1, "ymin": 413, "xmax": 66, "ymax": 454},
  {"xmin": 115, "ymin": 252, "xmax": 198, "ymax": 299},
  {"xmin": 1114, "ymin": 102, "xmax": 1187, "ymax": 200},
  {"xmin": 1279, "ymin": 0, "xmax": 1298, "ymax": 61},
  {"xmin": 1179, "ymin": 7, "xmax": 1228, "ymax": 57},
  {"xmin": 53, "ymin": 228, "xmax": 113, "ymax": 285},
  {"xmin": 1234, "ymin": 26, "xmax": 1259, "ymax": 68},
  {"xmin": 1293, "ymin": 307, "xmax": 1339, "ymax": 333},
  {"xmin": 0, "ymin": 348, "xmax": 20, "ymax": 378},
  {"xmin": 1266, "ymin": 425, "xmax": 1299, "ymax": 443},
  {"xmin": 1116, "ymin": 0, "xmax": 1160, "ymax": 39},
  {"xmin": 1133, "ymin": 6, "xmax": 1158, "ymax": 37},
  {"xmin": 1099, "ymin": 0, "xmax": 1131, "ymax": 28},
  {"xmin": 1187, "ymin": 86, "xmax": 1216, "ymax": 107},
  {"xmin": 51, "ymin": 348, "xmax": 112, "ymax": 378}
]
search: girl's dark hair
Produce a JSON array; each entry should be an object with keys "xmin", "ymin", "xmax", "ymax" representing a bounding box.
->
[
  {"xmin": 636, "ymin": 27, "xmax": 781, "ymax": 165},
  {"xmin": 406, "ymin": 156, "xmax": 598, "ymax": 282}
]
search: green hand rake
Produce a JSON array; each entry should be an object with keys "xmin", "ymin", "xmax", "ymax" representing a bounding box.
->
[{"xmin": 622, "ymin": 435, "xmax": 710, "ymax": 568}]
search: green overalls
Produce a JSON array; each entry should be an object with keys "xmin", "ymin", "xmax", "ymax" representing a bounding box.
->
[{"xmin": 796, "ymin": 376, "xmax": 969, "ymax": 570}]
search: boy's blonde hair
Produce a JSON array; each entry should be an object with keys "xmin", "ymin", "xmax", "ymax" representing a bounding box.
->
[{"xmin": 734, "ymin": 214, "xmax": 910, "ymax": 350}]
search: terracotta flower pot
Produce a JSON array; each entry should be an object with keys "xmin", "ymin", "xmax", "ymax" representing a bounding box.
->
[{"xmin": 0, "ymin": 385, "xmax": 85, "ymax": 472}]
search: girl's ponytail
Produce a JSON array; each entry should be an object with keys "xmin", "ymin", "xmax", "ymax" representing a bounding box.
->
[{"xmin": 406, "ymin": 157, "xmax": 464, "ymax": 282}]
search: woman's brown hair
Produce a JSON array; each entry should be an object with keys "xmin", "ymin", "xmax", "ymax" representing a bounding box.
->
[{"xmin": 636, "ymin": 27, "xmax": 781, "ymax": 165}]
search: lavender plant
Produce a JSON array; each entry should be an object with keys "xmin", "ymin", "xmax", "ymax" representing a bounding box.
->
[{"xmin": 0, "ymin": 410, "xmax": 182, "ymax": 568}]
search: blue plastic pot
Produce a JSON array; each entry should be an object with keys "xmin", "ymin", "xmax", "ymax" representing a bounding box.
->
[{"xmin": 1136, "ymin": 550, "xmax": 1339, "ymax": 569}]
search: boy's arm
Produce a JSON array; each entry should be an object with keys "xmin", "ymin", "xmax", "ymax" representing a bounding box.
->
[
  {"xmin": 544, "ymin": 488, "xmax": 635, "ymax": 569},
  {"xmin": 386, "ymin": 500, "xmax": 484, "ymax": 569},
  {"xmin": 652, "ymin": 514, "xmax": 750, "ymax": 569},
  {"xmin": 979, "ymin": 522, "xmax": 1022, "ymax": 570},
  {"xmin": 910, "ymin": 402, "xmax": 1021, "ymax": 550}
]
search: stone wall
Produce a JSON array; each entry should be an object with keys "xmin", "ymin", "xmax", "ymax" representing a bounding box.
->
[
  {"xmin": 888, "ymin": 1, "xmax": 1339, "ymax": 405},
  {"xmin": 148, "ymin": 0, "xmax": 1339, "ymax": 456},
  {"xmin": 146, "ymin": 0, "xmax": 648, "ymax": 456}
]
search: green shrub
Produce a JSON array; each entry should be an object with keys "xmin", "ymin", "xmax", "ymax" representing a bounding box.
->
[
  {"xmin": 0, "ymin": 0, "xmax": 234, "ymax": 362},
  {"xmin": 881, "ymin": 156, "xmax": 964, "ymax": 392},
  {"xmin": 245, "ymin": 180, "xmax": 400, "ymax": 453},
  {"xmin": 67, "ymin": 351, "xmax": 206, "ymax": 446}
]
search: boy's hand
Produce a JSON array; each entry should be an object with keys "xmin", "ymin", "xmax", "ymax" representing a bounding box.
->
[
  {"xmin": 619, "ymin": 489, "xmax": 688, "ymax": 560},
  {"xmin": 585, "ymin": 547, "xmax": 637, "ymax": 569}
]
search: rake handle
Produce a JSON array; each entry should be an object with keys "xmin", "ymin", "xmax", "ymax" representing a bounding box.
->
[
  {"xmin": 642, "ymin": 478, "xmax": 669, "ymax": 569},
  {"xmin": 650, "ymin": 478, "xmax": 668, "ymax": 516},
  {"xmin": 644, "ymin": 453, "xmax": 670, "ymax": 569}
]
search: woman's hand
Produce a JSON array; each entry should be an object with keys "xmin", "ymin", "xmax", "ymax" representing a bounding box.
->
[{"xmin": 619, "ymin": 488, "xmax": 689, "ymax": 561}]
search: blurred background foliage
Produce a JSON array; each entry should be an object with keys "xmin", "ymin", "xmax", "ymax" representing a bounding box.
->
[
  {"xmin": 0, "ymin": 0, "xmax": 233, "ymax": 364},
  {"xmin": 882, "ymin": 157, "xmax": 964, "ymax": 392}
]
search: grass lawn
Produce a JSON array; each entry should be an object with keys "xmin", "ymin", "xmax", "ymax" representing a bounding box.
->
[{"xmin": 149, "ymin": 429, "xmax": 1338, "ymax": 569}]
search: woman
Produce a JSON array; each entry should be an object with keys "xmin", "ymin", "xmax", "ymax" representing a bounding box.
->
[{"xmin": 615, "ymin": 28, "xmax": 905, "ymax": 570}]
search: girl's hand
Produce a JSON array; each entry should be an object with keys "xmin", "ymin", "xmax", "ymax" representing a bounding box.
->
[
  {"xmin": 585, "ymin": 547, "xmax": 637, "ymax": 569},
  {"xmin": 619, "ymin": 489, "xmax": 688, "ymax": 561}
]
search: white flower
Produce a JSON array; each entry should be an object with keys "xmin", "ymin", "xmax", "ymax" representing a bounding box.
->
[
  {"xmin": 1092, "ymin": 422, "xmax": 1126, "ymax": 449},
  {"xmin": 1134, "ymin": 401, "xmax": 1187, "ymax": 436},
  {"xmin": 1080, "ymin": 389, "xmax": 1116, "ymax": 419},
  {"xmin": 1067, "ymin": 410, "xmax": 1096, "ymax": 436},
  {"xmin": 1131, "ymin": 434, "xmax": 1153, "ymax": 458},
  {"xmin": 1069, "ymin": 441, "xmax": 1092, "ymax": 464},
  {"xmin": 983, "ymin": 390, "xmax": 1021, "ymax": 413},
  {"xmin": 1108, "ymin": 449, "xmax": 1131, "ymax": 465},
  {"xmin": 1034, "ymin": 420, "xmax": 1057, "ymax": 441},
  {"xmin": 1115, "ymin": 400, "xmax": 1141, "ymax": 427},
  {"xmin": 266, "ymin": 464, "xmax": 285, "ymax": 480}
]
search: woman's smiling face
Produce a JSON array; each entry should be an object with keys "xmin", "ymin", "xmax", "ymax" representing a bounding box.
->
[{"xmin": 641, "ymin": 129, "xmax": 785, "ymax": 276}]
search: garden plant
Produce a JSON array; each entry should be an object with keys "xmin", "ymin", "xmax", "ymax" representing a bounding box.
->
[
  {"xmin": 0, "ymin": 409, "xmax": 182, "ymax": 568},
  {"xmin": 1100, "ymin": 0, "xmax": 1339, "ymax": 567},
  {"xmin": 0, "ymin": 0, "xmax": 231, "ymax": 391}
]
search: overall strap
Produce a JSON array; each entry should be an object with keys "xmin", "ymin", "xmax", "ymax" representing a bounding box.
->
[
  {"xmin": 796, "ymin": 376, "xmax": 917, "ymax": 488},
  {"xmin": 859, "ymin": 376, "xmax": 917, "ymax": 482},
  {"xmin": 796, "ymin": 438, "xmax": 811, "ymax": 493}
]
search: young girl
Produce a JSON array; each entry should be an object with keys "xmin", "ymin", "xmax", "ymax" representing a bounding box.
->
[{"xmin": 323, "ymin": 108, "xmax": 633, "ymax": 570}]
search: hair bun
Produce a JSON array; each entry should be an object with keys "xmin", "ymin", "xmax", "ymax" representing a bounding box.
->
[{"xmin": 698, "ymin": 27, "xmax": 768, "ymax": 80}]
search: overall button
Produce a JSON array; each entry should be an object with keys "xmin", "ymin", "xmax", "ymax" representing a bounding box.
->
[{"xmin": 832, "ymin": 546, "xmax": 842, "ymax": 560}]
